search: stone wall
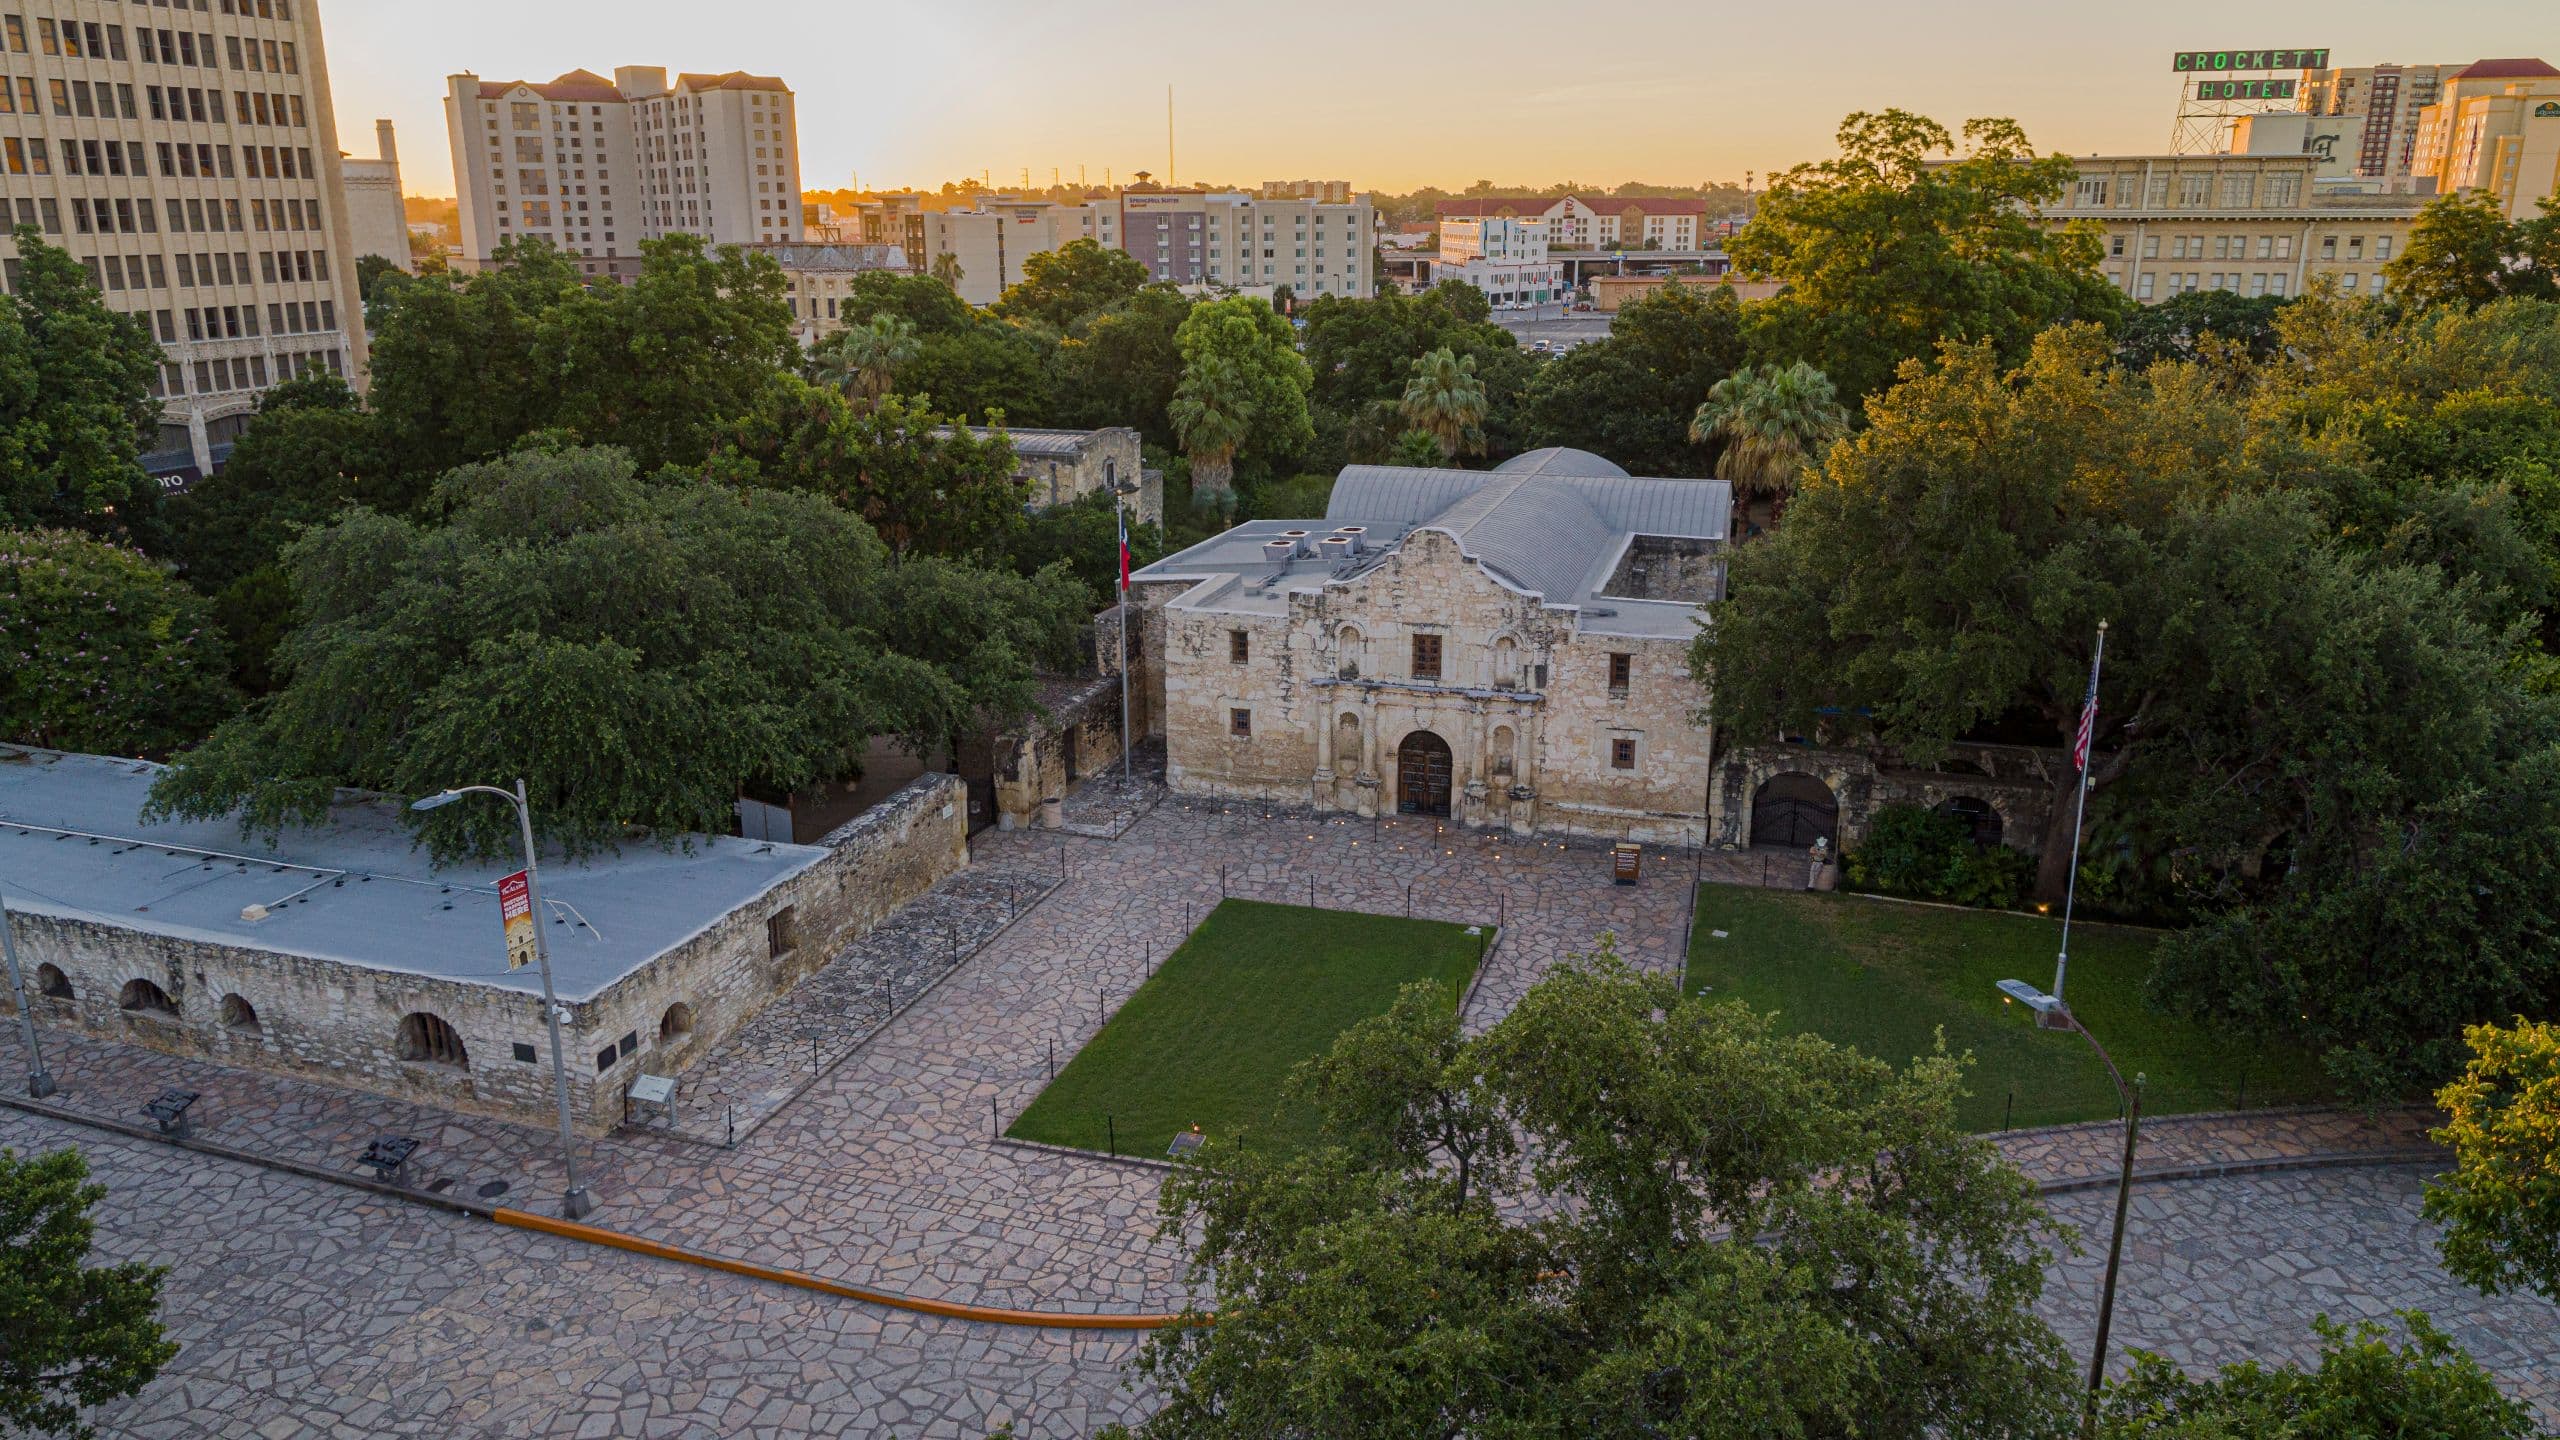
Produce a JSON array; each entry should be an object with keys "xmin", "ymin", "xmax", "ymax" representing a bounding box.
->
[
  {"xmin": 6, "ymin": 774, "xmax": 970, "ymax": 1135},
  {"xmin": 1154, "ymin": 529, "xmax": 1717, "ymax": 845},
  {"xmin": 1600, "ymin": 536, "xmax": 1724, "ymax": 604},
  {"xmin": 1714, "ymin": 742, "xmax": 2060, "ymax": 854},
  {"xmin": 1016, "ymin": 429, "xmax": 1160, "ymax": 525},
  {"xmin": 991, "ymin": 676, "xmax": 1127, "ymax": 828}
]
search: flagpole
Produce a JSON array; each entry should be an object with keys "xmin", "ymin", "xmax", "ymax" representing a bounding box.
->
[
  {"xmin": 2053, "ymin": 620, "xmax": 2108, "ymax": 1009},
  {"xmin": 1117, "ymin": 496, "xmax": 1133, "ymax": 781}
]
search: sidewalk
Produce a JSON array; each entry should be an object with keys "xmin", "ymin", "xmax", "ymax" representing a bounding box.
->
[{"xmin": 0, "ymin": 800, "xmax": 2448, "ymax": 1320}]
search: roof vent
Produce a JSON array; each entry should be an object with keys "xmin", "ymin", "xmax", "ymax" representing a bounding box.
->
[
  {"xmin": 1318, "ymin": 535, "xmax": 1354, "ymax": 564},
  {"xmin": 239, "ymin": 903, "xmax": 269, "ymax": 923},
  {"xmin": 1279, "ymin": 528, "xmax": 1313, "ymax": 557},
  {"xmin": 1332, "ymin": 526, "xmax": 1367, "ymax": 556},
  {"xmin": 1261, "ymin": 539, "xmax": 1297, "ymax": 566}
]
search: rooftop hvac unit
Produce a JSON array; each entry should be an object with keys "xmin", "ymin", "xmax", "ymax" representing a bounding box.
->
[
  {"xmin": 1332, "ymin": 526, "xmax": 1367, "ymax": 556},
  {"xmin": 1278, "ymin": 528, "xmax": 1314, "ymax": 557},
  {"xmin": 1318, "ymin": 535, "xmax": 1354, "ymax": 563},
  {"xmin": 1261, "ymin": 539, "xmax": 1298, "ymax": 566}
]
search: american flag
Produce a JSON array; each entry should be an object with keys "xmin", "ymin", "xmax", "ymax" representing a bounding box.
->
[
  {"xmin": 2071, "ymin": 654, "xmax": 2102, "ymax": 773},
  {"xmin": 1116, "ymin": 502, "xmax": 1131, "ymax": 593}
]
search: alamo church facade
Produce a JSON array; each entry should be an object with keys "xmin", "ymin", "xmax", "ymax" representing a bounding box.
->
[{"xmin": 1119, "ymin": 449, "xmax": 1728, "ymax": 845}]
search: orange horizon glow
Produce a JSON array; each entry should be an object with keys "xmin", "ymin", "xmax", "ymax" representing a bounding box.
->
[{"xmin": 335, "ymin": 1, "xmax": 2551, "ymax": 206}]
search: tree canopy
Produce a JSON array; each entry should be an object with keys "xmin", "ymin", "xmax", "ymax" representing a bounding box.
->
[
  {"xmin": 1126, "ymin": 948, "xmax": 2075, "ymax": 1439},
  {"xmin": 0, "ymin": 228, "xmax": 163, "ymax": 538},
  {"xmin": 144, "ymin": 446, "xmax": 1084, "ymax": 860},
  {"xmin": 1049, "ymin": 285, "xmax": 1195, "ymax": 446},
  {"xmin": 992, "ymin": 238, "xmax": 1149, "ymax": 330},
  {"xmin": 1, "ymin": 529, "xmax": 236, "ymax": 759},
  {"xmin": 2095, "ymin": 1314, "xmax": 2548, "ymax": 1440},
  {"xmin": 713, "ymin": 381, "xmax": 1030, "ymax": 562},
  {"xmin": 2385, "ymin": 193, "xmax": 2559, "ymax": 310},
  {"xmin": 1518, "ymin": 284, "xmax": 1746, "ymax": 476},
  {"xmin": 1695, "ymin": 319, "xmax": 2560, "ymax": 1098},
  {"xmin": 1730, "ymin": 111, "xmax": 2129, "ymax": 405},
  {"xmin": 2113, "ymin": 290, "xmax": 2292, "ymax": 370},
  {"xmin": 1170, "ymin": 297, "xmax": 1312, "ymax": 500},
  {"xmin": 1688, "ymin": 360, "xmax": 1848, "ymax": 530},
  {"xmin": 0, "ymin": 1147, "xmax": 179, "ymax": 1440},
  {"xmin": 2424, "ymin": 1019, "xmax": 2560, "ymax": 1305}
]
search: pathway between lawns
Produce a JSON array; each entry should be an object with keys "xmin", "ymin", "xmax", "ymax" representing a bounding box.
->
[{"xmin": 0, "ymin": 801, "xmax": 2446, "ymax": 1319}]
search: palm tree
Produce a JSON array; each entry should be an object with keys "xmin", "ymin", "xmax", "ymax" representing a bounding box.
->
[
  {"xmin": 811, "ymin": 315, "xmax": 918, "ymax": 407},
  {"xmin": 1398, "ymin": 347, "xmax": 1489, "ymax": 462},
  {"xmin": 1169, "ymin": 355, "xmax": 1253, "ymax": 503},
  {"xmin": 930, "ymin": 251, "xmax": 965, "ymax": 291},
  {"xmin": 1689, "ymin": 361, "xmax": 1849, "ymax": 534}
]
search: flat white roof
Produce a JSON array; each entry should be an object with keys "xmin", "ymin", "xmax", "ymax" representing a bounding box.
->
[{"xmin": 0, "ymin": 749, "xmax": 827, "ymax": 1002}]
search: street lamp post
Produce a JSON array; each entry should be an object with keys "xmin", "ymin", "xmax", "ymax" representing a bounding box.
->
[
  {"xmin": 1995, "ymin": 978, "xmax": 2142, "ymax": 1439},
  {"xmin": 0, "ymin": 889, "xmax": 59, "ymax": 1098},
  {"xmin": 413, "ymin": 779, "xmax": 595, "ymax": 1220}
]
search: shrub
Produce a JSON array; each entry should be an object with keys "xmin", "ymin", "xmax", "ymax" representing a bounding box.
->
[{"xmin": 1846, "ymin": 803, "xmax": 2034, "ymax": 911}]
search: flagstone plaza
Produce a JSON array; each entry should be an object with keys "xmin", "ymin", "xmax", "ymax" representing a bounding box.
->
[{"xmin": 4, "ymin": 794, "xmax": 2554, "ymax": 1436}]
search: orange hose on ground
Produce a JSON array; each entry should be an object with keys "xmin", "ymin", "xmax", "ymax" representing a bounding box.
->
[{"xmin": 490, "ymin": 1207, "xmax": 1194, "ymax": 1330}]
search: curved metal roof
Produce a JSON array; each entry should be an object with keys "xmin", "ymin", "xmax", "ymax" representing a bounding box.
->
[
  {"xmin": 1326, "ymin": 462, "xmax": 1729, "ymax": 603},
  {"xmin": 1492, "ymin": 447, "xmax": 1631, "ymax": 479}
]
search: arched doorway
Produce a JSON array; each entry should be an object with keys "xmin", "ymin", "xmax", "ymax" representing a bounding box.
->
[
  {"xmin": 1937, "ymin": 795, "xmax": 2003, "ymax": 847},
  {"xmin": 1750, "ymin": 772, "xmax": 1837, "ymax": 848},
  {"xmin": 1397, "ymin": 731, "xmax": 1454, "ymax": 817}
]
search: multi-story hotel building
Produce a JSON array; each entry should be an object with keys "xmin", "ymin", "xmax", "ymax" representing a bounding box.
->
[
  {"xmin": 2406, "ymin": 58, "xmax": 2560, "ymax": 222},
  {"xmin": 859, "ymin": 187, "xmax": 1379, "ymax": 307},
  {"xmin": 1435, "ymin": 194, "xmax": 1707, "ymax": 251},
  {"xmin": 0, "ymin": 0, "xmax": 370, "ymax": 487},
  {"xmin": 2299, "ymin": 63, "xmax": 2456, "ymax": 186},
  {"xmin": 339, "ymin": 116, "xmax": 404, "ymax": 272},
  {"xmin": 2038, "ymin": 153, "xmax": 2422, "ymax": 304},
  {"xmin": 1434, "ymin": 215, "xmax": 1562, "ymax": 305},
  {"xmin": 1090, "ymin": 188, "xmax": 1376, "ymax": 299},
  {"xmin": 444, "ymin": 65, "xmax": 800, "ymax": 283}
]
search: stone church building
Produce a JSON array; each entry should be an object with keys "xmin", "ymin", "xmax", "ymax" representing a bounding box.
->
[{"xmin": 1120, "ymin": 449, "xmax": 1729, "ymax": 844}]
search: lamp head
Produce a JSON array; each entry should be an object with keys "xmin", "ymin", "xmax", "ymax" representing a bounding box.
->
[
  {"xmin": 1996, "ymin": 979, "xmax": 2065, "ymax": 1015},
  {"xmin": 410, "ymin": 790, "xmax": 464, "ymax": 813}
]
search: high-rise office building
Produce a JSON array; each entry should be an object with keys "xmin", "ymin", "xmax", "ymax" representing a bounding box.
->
[
  {"xmin": 0, "ymin": 0, "xmax": 371, "ymax": 487},
  {"xmin": 444, "ymin": 65, "xmax": 799, "ymax": 283},
  {"xmin": 2299, "ymin": 63, "xmax": 2455, "ymax": 185},
  {"xmin": 340, "ymin": 116, "xmax": 405, "ymax": 272}
]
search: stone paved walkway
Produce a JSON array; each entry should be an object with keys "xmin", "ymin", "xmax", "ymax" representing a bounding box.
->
[
  {"xmin": 5, "ymin": 798, "xmax": 2533, "ymax": 1434},
  {"xmin": 10, "ymin": 1112, "xmax": 2547, "ymax": 1439},
  {"xmin": 642, "ymin": 857, "xmax": 1065, "ymax": 1145},
  {"xmin": 2039, "ymin": 1164, "xmax": 2559, "ymax": 1421},
  {"xmin": 0, "ymin": 1110, "xmax": 1148, "ymax": 1440},
  {"xmin": 0, "ymin": 805, "xmax": 2449, "ymax": 1317}
]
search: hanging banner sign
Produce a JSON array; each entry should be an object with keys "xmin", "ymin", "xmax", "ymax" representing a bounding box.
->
[{"xmin": 499, "ymin": 870, "xmax": 536, "ymax": 971}]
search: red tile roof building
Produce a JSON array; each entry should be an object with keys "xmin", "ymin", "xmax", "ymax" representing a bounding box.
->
[{"xmin": 1433, "ymin": 194, "xmax": 1708, "ymax": 249}]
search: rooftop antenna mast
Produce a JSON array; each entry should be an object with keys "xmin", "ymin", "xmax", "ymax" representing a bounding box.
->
[{"xmin": 1167, "ymin": 85, "xmax": 1176, "ymax": 188}]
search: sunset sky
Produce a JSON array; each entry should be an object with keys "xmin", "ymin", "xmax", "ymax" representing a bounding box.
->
[{"xmin": 332, "ymin": 0, "xmax": 2555, "ymax": 199}]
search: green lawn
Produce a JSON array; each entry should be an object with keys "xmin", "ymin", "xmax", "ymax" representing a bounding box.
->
[
  {"xmin": 1008, "ymin": 899, "xmax": 1487, "ymax": 1156},
  {"xmin": 1684, "ymin": 887, "xmax": 2335, "ymax": 1130}
]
